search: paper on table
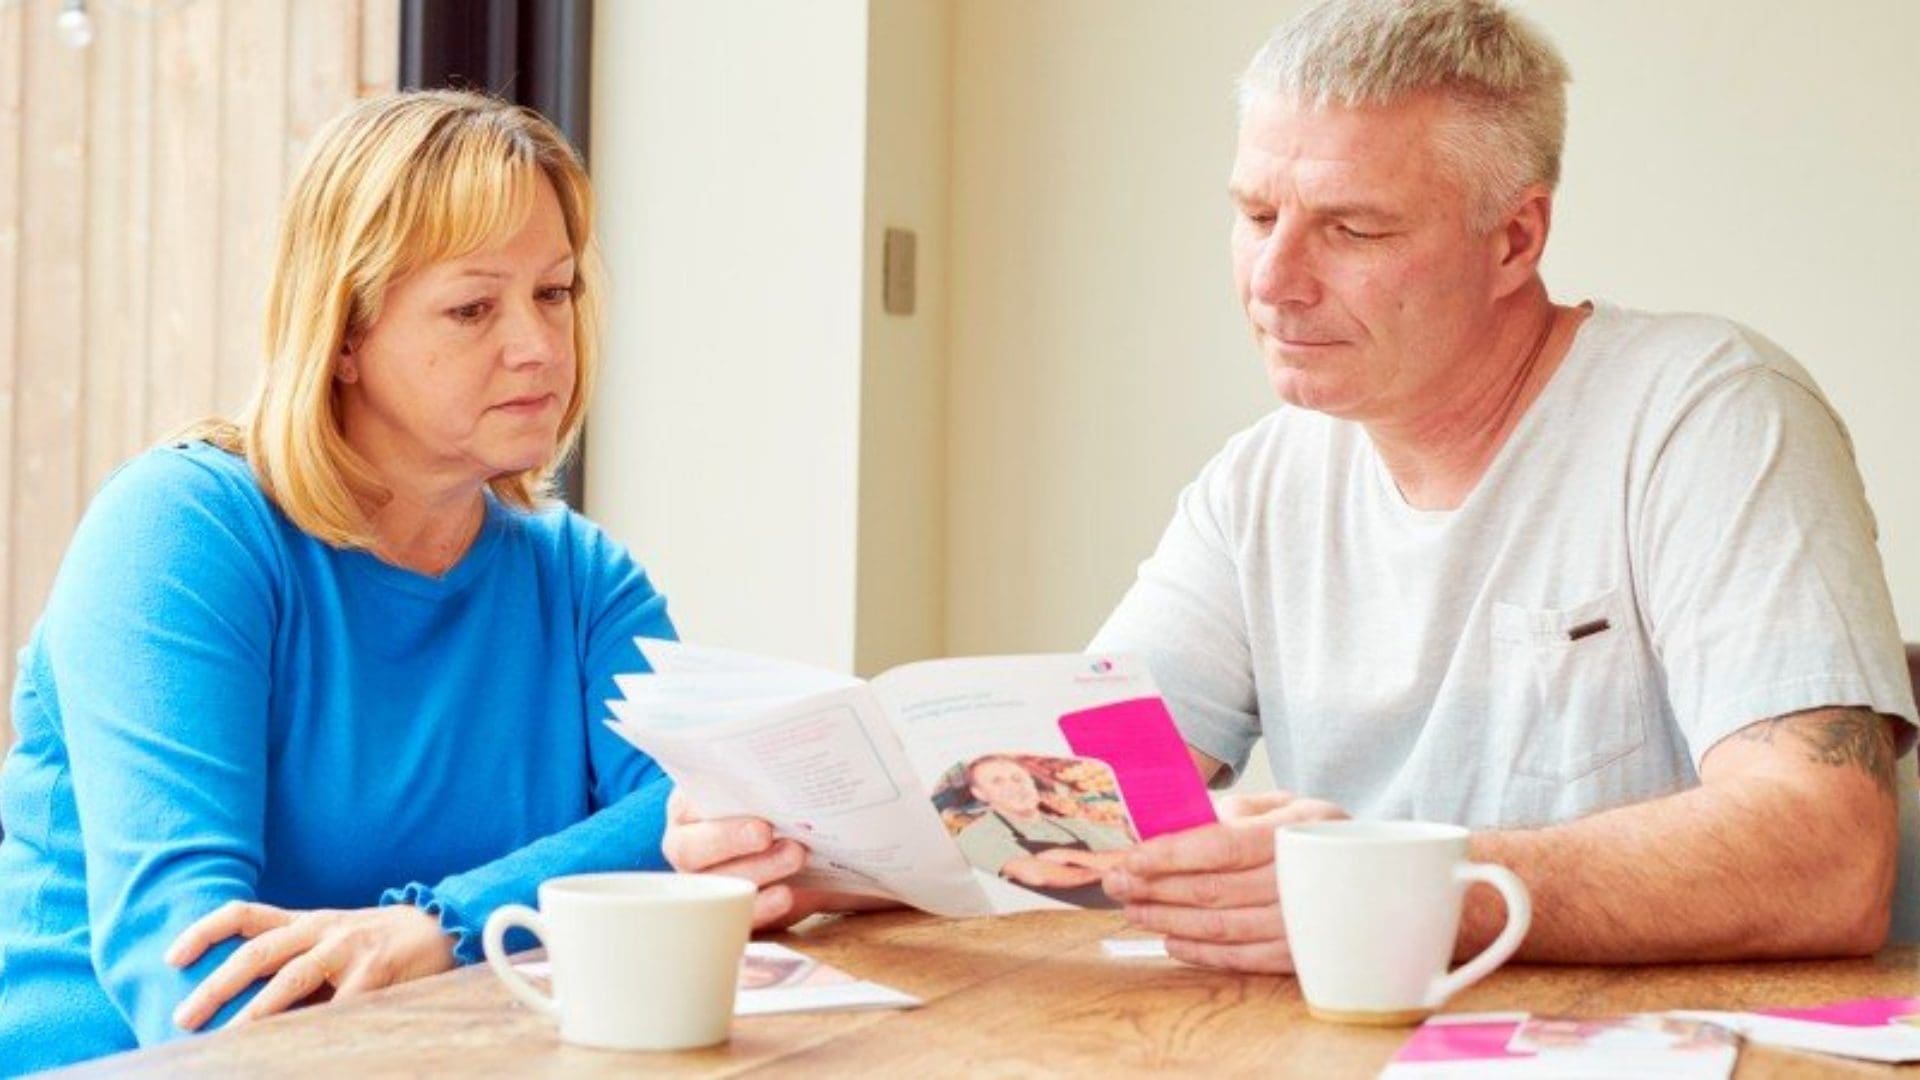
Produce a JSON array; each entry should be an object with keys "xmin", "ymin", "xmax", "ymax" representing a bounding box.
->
[
  {"xmin": 1379, "ymin": 1012, "xmax": 1737, "ymax": 1079},
  {"xmin": 512, "ymin": 942, "xmax": 919, "ymax": 1017},
  {"xmin": 1671, "ymin": 998, "xmax": 1920, "ymax": 1064},
  {"xmin": 733, "ymin": 941, "xmax": 921, "ymax": 1016},
  {"xmin": 1100, "ymin": 937, "xmax": 1170, "ymax": 960}
]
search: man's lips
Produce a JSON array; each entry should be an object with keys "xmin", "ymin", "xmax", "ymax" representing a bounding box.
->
[
  {"xmin": 1253, "ymin": 320, "xmax": 1348, "ymax": 348},
  {"xmin": 1272, "ymin": 335, "xmax": 1345, "ymax": 347}
]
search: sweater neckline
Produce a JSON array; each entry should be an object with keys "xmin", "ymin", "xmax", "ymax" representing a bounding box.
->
[{"xmin": 338, "ymin": 493, "xmax": 509, "ymax": 598}]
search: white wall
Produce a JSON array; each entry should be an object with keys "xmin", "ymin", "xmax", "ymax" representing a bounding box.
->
[
  {"xmin": 588, "ymin": 0, "xmax": 871, "ymax": 671},
  {"xmin": 945, "ymin": 0, "xmax": 1920, "ymax": 665}
]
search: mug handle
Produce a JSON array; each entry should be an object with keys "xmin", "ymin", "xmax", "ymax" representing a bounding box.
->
[
  {"xmin": 483, "ymin": 904, "xmax": 559, "ymax": 1021},
  {"xmin": 1423, "ymin": 862, "xmax": 1532, "ymax": 1008}
]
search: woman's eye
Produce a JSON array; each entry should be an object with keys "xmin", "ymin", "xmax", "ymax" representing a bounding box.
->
[
  {"xmin": 449, "ymin": 300, "xmax": 492, "ymax": 323},
  {"xmin": 537, "ymin": 284, "xmax": 576, "ymax": 305}
]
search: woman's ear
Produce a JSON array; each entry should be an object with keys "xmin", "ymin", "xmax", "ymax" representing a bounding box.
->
[{"xmin": 337, "ymin": 339, "xmax": 360, "ymax": 384}]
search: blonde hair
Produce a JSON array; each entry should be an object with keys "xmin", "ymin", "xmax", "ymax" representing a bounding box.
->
[
  {"xmin": 1238, "ymin": 0, "xmax": 1570, "ymax": 231},
  {"xmin": 183, "ymin": 89, "xmax": 604, "ymax": 548}
]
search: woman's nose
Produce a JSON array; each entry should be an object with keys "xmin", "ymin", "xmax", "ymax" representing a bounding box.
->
[{"xmin": 500, "ymin": 301, "xmax": 564, "ymax": 368}]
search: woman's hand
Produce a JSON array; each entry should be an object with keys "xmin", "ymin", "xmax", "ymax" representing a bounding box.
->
[
  {"xmin": 166, "ymin": 901, "xmax": 457, "ymax": 1031},
  {"xmin": 662, "ymin": 789, "xmax": 897, "ymax": 930}
]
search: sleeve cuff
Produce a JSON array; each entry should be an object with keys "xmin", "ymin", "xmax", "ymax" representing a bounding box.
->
[{"xmin": 380, "ymin": 882, "xmax": 483, "ymax": 966}]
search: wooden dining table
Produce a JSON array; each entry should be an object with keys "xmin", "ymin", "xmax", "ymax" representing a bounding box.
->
[{"xmin": 49, "ymin": 909, "xmax": 1920, "ymax": 1077}]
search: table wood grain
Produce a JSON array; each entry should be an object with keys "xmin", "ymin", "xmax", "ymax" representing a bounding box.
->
[{"xmin": 48, "ymin": 911, "xmax": 1920, "ymax": 1078}]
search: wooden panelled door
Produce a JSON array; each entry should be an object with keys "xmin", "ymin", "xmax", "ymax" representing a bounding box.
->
[{"xmin": 0, "ymin": 0, "xmax": 399, "ymax": 752}]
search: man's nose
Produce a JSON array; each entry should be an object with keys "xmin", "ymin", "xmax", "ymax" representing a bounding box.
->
[{"xmin": 1250, "ymin": 220, "xmax": 1320, "ymax": 308}]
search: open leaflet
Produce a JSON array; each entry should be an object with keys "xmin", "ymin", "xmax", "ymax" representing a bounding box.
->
[{"xmin": 606, "ymin": 640, "xmax": 1217, "ymax": 917}]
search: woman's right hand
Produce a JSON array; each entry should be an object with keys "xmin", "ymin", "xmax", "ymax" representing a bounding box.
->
[
  {"xmin": 662, "ymin": 789, "xmax": 814, "ymax": 929},
  {"xmin": 662, "ymin": 789, "xmax": 903, "ymax": 929}
]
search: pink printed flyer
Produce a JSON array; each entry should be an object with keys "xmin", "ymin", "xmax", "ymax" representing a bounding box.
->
[
  {"xmin": 1672, "ymin": 998, "xmax": 1920, "ymax": 1064},
  {"xmin": 1380, "ymin": 1012, "xmax": 1737, "ymax": 1078}
]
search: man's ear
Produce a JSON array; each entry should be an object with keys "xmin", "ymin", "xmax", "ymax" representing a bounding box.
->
[{"xmin": 1491, "ymin": 185, "xmax": 1553, "ymax": 299}]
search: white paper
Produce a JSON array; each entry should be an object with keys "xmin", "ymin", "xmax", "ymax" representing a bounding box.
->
[
  {"xmin": 512, "ymin": 942, "xmax": 920, "ymax": 1017},
  {"xmin": 733, "ymin": 942, "xmax": 921, "ymax": 1016},
  {"xmin": 1100, "ymin": 937, "xmax": 1170, "ymax": 960},
  {"xmin": 609, "ymin": 640, "xmax": 1199, "ymax": 918},
  {"xmin": 1670, "ymin": 1009, "xmax": 1920, "ymax": 1065},
  {"xmin": 1379, "ymin": 1013, "xmax": 1737, "ymax": 1079},
  {"xmin": 609, "ymin": 676, "xmax": 990, "ymax": 916}
]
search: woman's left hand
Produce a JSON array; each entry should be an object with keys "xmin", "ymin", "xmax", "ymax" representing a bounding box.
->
[{"xmin": 166, "ymin": 901, "xmax": 458, "ymax": 1031}]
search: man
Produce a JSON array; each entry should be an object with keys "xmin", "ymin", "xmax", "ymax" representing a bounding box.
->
[{"xmin": 666, "ymin": 0, "xmax": 1916, "ymax": 967}]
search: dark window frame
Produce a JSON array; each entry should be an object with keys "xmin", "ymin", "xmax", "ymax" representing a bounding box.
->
[{"xmin": 400, "ymin": 0, "xmax": 595, "ymax": 509}]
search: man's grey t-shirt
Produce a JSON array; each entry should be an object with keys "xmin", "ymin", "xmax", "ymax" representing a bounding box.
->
[{"xmin": 1092, "ymin": 303, "xmax": 1916, "ymax": 830}]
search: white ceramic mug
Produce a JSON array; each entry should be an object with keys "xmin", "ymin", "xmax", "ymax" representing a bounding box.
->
[
  {"xmin": 1275, "ymin": 821, "xmax": 1531, "ymax": 1026},
  {"xmin": 483, "ymin": 872, "xmax": 755, "ymax": 1051}
]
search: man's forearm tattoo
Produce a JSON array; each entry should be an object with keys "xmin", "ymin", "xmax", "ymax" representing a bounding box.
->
[{"xmin": 1737, "ymin": 708, "xmax": 1897, "ymax": 798}]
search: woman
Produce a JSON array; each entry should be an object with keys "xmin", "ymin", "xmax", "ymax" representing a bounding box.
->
[
  {"xmin": 0, "ymin": 91, "xmax": 673, "ymax": 1073},
  {"xmin": 952, "ymin": 755, "xmax": 1132, "ymax": 907}
]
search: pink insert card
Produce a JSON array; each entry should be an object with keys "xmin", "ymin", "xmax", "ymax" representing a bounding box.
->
[{"xmin": 1058, "ymin": 697, "xmax": 1217, "ymax": 838}]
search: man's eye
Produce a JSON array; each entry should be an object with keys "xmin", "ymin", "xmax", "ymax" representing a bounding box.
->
[
  {"xmin": 1336, "ymin": 225, "xmax": 1386, "ymax": 241},
  {"xmin": 449, "ymin": 301, "xmax": 491, "ymax": 323},
  {"xmin": 1240, "ymin": 209, "xmax": 1276, "ymax": 228}
]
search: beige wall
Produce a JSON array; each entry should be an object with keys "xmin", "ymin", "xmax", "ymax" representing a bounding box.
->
[
  {"xmin": 1521, "ymin": 0, "xmax": 1920, "ymax": 634},
  {"xmin": 946, "ymin": 1, "xmax": 1283, "ymax": 658},
  {"xmin": 855, "ymin": 0, "xmax": 952, "ymax": 676},
  {"xmin": 944, "ymin": 0, "xmax": 1920, "ymax": 665}
]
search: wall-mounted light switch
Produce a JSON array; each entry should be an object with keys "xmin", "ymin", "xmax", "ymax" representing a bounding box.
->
[{"xmin": 883, "ymin": 227, "xmax": 916, "ymax": 316}]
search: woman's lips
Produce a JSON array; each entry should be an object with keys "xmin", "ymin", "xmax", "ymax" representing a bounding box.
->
[{"xmin": 491, "ymin": 393, "xmax": 557, "ymax": 414}]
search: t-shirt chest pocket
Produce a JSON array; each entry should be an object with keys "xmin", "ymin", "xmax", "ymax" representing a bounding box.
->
[{"xmin": 1489, "ymin": 586, "xmax": 1649, "ymax": 782}]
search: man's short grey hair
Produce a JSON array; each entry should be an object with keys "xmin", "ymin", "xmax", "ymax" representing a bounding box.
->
[{"xmin": 1239, "ymin": 0, "xmax": 1571, "ymax": 231}]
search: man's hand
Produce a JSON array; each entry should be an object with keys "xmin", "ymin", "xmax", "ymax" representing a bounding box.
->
[
  {"xmin": 662, "ymin": 789, "xmax": 897, "ymax": 930},
  {"xmin": 1104, "ymin": 791, "xmax": 1348, "ymax": 973},
  {"xmin": 167, "ymin": 902, "xmax": 456, "ymax": 1031}
]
